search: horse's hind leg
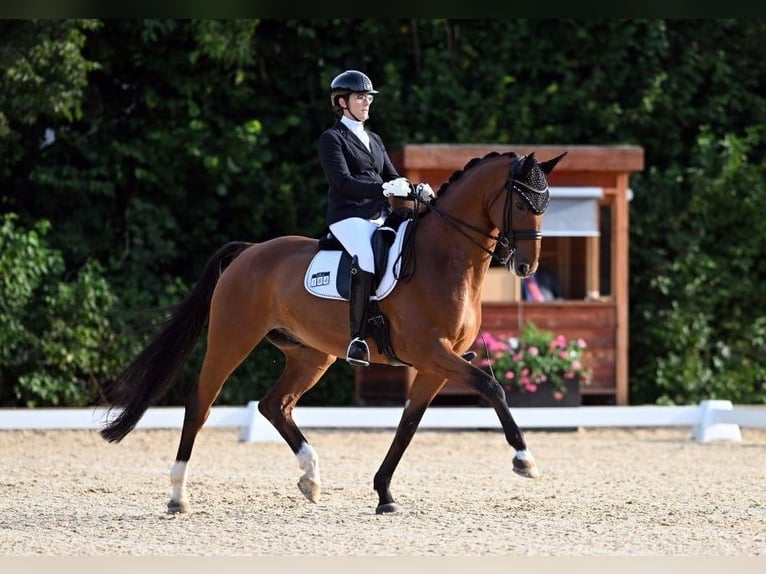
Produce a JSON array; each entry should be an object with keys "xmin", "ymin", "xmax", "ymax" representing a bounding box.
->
[
  {"xmin": 257, "ymin": 342, "xmax": 335, "ymax": 504},
  {"xmin": 168, "ymin": 328, "xmax": 266, "ymax": 514}
]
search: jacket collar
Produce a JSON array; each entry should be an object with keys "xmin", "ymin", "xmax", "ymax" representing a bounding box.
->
[{"xmin": 335, "ymin": 119, "xmax": 374, "ymax": 156}]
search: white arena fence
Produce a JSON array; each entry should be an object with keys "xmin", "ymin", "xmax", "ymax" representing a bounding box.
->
[{"xmin": 0, "ymin": 400, "xmax": 764, "ymax": 443}]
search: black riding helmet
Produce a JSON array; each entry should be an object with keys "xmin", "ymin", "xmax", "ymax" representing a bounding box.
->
[{"xmin": 329, "ymin": 70, "xmax": 379, "ymax": 109}]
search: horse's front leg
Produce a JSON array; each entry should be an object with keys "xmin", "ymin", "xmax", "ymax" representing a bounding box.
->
[
  {"xmin": 373, "ymin": 372, "xmax": 444, "ymax": 514},
  {"xmin": 463, "ymin": 364, "xmax": 540, "ymax": 479}
]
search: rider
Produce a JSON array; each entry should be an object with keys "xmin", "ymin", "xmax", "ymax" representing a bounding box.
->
[{"xmin": 318, "ymin": 70, "xmax": 434, "ymax": 367}]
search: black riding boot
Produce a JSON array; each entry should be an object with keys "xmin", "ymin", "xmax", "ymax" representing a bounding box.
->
[{"xmin": 346, "ymin": 257, "xmax": 375, "ymax": 367}]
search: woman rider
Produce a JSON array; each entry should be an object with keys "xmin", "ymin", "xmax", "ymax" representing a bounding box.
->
[{"xmin": 317, "ymin": 70, "xmax": 433, "ymax": 366}]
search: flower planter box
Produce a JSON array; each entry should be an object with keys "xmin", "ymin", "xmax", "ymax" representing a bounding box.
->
[
  {"xmin": 504, "ymin": 378, "xmax": 581, "ymax": 432},
  {"xmin": 504, "ymin": 378, "xmax": 581, "ymax": 408}
]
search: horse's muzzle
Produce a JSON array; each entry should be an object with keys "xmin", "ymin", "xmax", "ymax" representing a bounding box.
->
[{"xmin": 510, "ymin": 258, "xmax": 536, "ymax": 278}]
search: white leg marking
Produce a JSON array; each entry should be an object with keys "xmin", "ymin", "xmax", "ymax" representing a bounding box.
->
[
  {"xmin": 170, "ymin": 461, "xmax": 189, "ymax": 505},
  {"xmin": 296, "ymin": 442, "xmax": 320, "ymax": 485},
  {"xmin": 515, "ymin": 449, "xmax": 535, "ymax": 462}
]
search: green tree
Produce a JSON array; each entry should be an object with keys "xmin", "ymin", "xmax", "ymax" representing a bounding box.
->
[
  {"xmin": 631, "ymin": 128, "xmax": 766, "ymax": 404},
  {"xmin": 0, "ymin": 213, "xmax": 128, "ymax": 406}
]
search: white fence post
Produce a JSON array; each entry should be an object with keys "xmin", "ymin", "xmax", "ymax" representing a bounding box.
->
[
  {"xmin": 237, "ymin": 401, "xmax": 281, "ymax": 442},
  {"xmin": 692, "ymin": 400, "xmax": 742, "ymax": 443}
]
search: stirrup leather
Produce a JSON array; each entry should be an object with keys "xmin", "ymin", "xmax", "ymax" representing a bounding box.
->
[{"xmin": 346, "ymin": 336, "xmax": 370, "ymax": 367}]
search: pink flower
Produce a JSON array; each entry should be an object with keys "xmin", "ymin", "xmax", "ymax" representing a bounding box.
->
[
  {"xmin": 472, "ymin": 325, "xmax": 590, "ymax": 397},
  {"xmin": 482, "ymin": 332, "xmax": 507, "ymax": 352}
]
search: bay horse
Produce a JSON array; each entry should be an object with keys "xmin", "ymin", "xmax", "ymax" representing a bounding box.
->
[{"xmin": 99, "ymin": 150, "xmax": 566, "ymax": 515}]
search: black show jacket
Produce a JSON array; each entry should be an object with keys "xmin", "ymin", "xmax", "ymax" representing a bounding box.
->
[{"xmin": 318, "ymin": 120, "xmax": 401, "ymax": 226}]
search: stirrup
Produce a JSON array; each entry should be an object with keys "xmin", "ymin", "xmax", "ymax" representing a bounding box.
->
[{"xmin": 346, "ymin": 337, "xmax": 370, "ymax": 367}]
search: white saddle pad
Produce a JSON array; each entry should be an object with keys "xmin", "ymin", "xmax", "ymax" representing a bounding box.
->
[{"xmin": 304, "ymin": 220, "xmax": 410, "ymax": 301}]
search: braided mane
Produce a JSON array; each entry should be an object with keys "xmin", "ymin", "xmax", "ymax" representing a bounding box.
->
[{"xmin": 435, "ymin": 151, "xmax": 518, "ymax": 198}]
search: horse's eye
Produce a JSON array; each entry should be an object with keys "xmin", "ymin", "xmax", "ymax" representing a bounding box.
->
[{"xmin": 516, "ymin": 201, "xmax": 526, "ymax": 211}]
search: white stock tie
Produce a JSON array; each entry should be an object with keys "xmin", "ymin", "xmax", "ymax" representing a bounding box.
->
[{"xmin": 355, "ymin": 127, "xmax": 370, "ymax": 151}]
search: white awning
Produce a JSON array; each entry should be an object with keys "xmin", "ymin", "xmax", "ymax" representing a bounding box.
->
[{"xmin": 542, "ymin": 187, "xmax": 603, "ymax": 237}]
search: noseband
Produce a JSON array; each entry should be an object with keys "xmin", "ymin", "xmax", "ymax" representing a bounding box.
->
[
  {"xmin": 426, "ymin": 155, "xmax": 549, "ymax": 266},
  {"xmin": 493, "ymin": 155, "xmax": 550, "ymax": 265}
]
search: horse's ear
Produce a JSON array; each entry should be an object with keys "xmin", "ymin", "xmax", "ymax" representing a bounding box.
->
[
  {"xmin": 539, "ymin": 151, "xmax": 568, "ymax": 175},
  {"xmin": 517, "ymin": 152, "xmax": 536, "ymax": 178}
]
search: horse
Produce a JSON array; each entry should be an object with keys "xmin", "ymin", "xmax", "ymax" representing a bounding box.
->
[{"xmin": 99, "ymin": 150, "xmax": 566, "ymax": 515}]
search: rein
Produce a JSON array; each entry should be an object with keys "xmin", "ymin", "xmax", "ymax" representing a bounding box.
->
[
  {"xmin": 423, "ymin": 157, "xmax": 544, "ymax": 266},
  {"xmin": 427, "ymin": 193, "xmax": 510, "ymax": 264}
]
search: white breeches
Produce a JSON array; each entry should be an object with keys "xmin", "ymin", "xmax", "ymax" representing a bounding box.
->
[{"xmin": 329, "ymin": 216, "xmax": 385, "ymax": 273}]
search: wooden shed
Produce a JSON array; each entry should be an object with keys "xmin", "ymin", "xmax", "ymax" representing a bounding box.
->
[{"xmin": 355, "ymin": 144, "xmax": 644, "ymax": 406}]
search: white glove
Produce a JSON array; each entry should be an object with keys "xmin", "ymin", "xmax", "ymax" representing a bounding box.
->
[
  {"xmin": 382, "ymin": 177, "xmax": 411, "ymax": 198},
  {"xmin": 415, "ymin": 182, "xmax": 435, "ymax": 201}
]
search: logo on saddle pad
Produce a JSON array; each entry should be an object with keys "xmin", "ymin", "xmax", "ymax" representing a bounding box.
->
[{"xmin": 304, "ymin": 220, "xmax": 410, "ymax": 301}]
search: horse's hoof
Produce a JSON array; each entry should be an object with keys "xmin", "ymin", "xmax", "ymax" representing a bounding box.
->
[
  {"xmin": 167, "ymin": 499, "xmax": 190, "ymax": 514},
  {"xmin": 297, "ymin": 476, "xmax": 320, "ymax": 503},
  {"xmin": 512, "ymin": 457, "xmax": 541, "ymax": 479},
  {"xmin": 375, "ymin": 502, "xmax": 403, "ymax": 514}
]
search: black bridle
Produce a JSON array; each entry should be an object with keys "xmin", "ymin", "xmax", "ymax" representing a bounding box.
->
[{"xmin": 423, "ymin": 155, "xmax": 549, "ymax": 266}]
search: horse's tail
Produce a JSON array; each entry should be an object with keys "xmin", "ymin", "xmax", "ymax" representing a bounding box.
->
[{"xmin": 99, "ymin": 241, "xmax": 252, "ymax": 443}]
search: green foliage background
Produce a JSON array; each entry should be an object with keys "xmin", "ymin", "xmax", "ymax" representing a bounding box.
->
[{"xmin": 1, "ymin": 19, "xmax": 764, "ymax": 407}]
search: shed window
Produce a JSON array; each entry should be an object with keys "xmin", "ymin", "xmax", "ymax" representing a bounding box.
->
[{"xmin": 542, "ymin": 187, "xmax": 603, "ymax": 237}]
